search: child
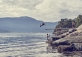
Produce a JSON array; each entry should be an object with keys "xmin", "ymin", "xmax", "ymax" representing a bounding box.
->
[{"xmin": 47, "ymin": 34, "xmax": 50, "ymax": 40}]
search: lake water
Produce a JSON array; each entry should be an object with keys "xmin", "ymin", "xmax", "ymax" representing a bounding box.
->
[{"xmin": 0, "ymin": 33, "xmax": 81, "ymax": 57}]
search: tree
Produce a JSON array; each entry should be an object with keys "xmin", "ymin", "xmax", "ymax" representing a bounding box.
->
[{"xmin": 75, "ymin": 15, "xmax": 82, "ymax": 27}]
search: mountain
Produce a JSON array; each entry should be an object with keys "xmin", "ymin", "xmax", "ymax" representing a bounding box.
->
[{"xmin": 0, "ymin": 16, "xmax": 58, "ymax": 33}]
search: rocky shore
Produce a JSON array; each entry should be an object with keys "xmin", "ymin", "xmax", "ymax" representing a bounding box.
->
[{"xmin": 47, "ymin": 25, "xmax": 82, "ymax": 55}]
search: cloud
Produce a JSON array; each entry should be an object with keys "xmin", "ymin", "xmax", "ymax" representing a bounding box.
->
[{"xmin": 0, "ymin": 0, "xmax": 82, "ymax": 22}]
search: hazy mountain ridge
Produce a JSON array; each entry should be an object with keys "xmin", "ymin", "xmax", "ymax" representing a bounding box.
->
[{"xmin": 0, "ymin": 16, "xmax": 57, "ymax": 33}]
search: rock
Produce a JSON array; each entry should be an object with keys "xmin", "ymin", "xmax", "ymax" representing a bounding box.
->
[
  {"xmin": 57, "ymin": 44, "xmax": 76, "ymax": 53},
  {"xmin": 52, "ymin": 36, "xmax": 61, "ymax": 41},
  {"xmin": 68, "ymin": 28, "xmax": 77, "ymax": 33}
]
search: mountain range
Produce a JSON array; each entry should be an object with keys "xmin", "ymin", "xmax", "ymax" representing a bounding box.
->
[{"xmin": 0, "ymin": 16, "xmax": 57, "ymax": 33}]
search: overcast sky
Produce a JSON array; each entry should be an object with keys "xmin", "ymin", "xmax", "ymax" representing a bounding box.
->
[{"xmin": 0, "ymin": 0, "xmax": 82, "ymax": 22}]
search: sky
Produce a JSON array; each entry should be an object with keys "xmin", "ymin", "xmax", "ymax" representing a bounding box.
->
[{"xmin": 0, "ymin": 0, "xmax": 82, "ymax": 22}]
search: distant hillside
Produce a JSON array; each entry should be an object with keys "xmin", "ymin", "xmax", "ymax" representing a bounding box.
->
[{"xmin": 0, "ymin": 16, "xmax": 57, "ymax": 33}]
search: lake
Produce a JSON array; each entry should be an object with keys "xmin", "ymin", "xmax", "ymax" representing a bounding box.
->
[{"xmin": 0, "ymin": 33, "xmax": 78, "ymax": 57}]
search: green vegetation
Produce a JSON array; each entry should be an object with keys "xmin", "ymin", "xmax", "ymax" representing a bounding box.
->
[
  {"xmin": 75, "ymin": 15, "xmax": 82, "ymax": 27},
  {"xmin": 55, "ymin": 18, "xmax": 73, "ymax": 28},
  {"xmin": 55, "ymin": 15, "xmax": 82, "ymax": 28},
  {"xmin": 54, "ymin": 18, "xmax": 74, "ymax": 32},
  {"xmin": 54, "ymin": 15, "xmax": 82, "ymax": 32}
]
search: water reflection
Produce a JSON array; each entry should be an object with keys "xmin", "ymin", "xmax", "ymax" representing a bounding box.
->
[{"xmin": 46, "ymin": 44, "xmax": 57, "ymax": 53}]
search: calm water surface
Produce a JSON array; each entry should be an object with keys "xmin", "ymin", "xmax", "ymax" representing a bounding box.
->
[{"xmin": 0, "ymin": 33, "xmax": 80, "ymax": 57}]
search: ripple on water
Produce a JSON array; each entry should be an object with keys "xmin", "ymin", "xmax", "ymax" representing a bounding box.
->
[{"xmin": 0, "ymin": 33, "xmax": 62, "ymax": 57}]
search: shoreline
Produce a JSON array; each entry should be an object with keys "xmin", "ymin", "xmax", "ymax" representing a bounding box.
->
[{"xmin": 46, "ymin": 25, "xmax": 82, "ymax": 55}]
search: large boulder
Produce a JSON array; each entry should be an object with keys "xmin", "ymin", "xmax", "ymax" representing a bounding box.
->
[{"xmin": 57, "ymin": 44, "xmax": 75, "ymax": 53}]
